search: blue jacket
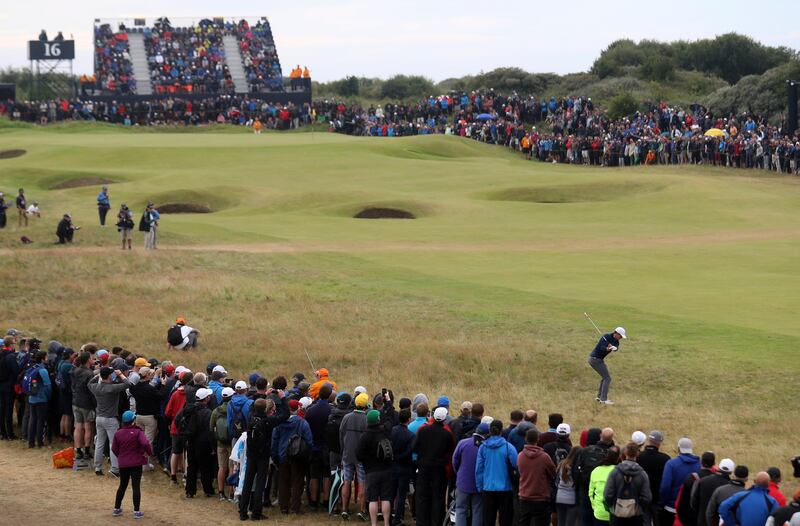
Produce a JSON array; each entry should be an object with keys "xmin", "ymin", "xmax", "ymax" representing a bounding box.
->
[
  {"xmin": 271, "ymin": 415, "xmax": 313, "ymax": 463},
  {"xmin": 660, "ymin": 453, "xmax": 700, "ymax": 508},
  {"xmin": 97, "ymin": 191, "xmax": 109, "ymax": 207},
  {"xmin": 718, "ymin": 486, "xmax": 778, "ymax": 526},
  {"xmin": 475, "ymin": 436, "xmax": 518, "ymax": 492},
  {"xmin": 226, "ymin": 394, "xmax": 250, "ymax": 438},
  {"xmin": 27, "ymin": 364, "xmax": 52, "ymax": 404},
  {"xmin": 208, "ymin": 380, "xmax": 224, "ymax": 405},
  {"xmin": 590, "ymin": 333, "xmax": 619, "ymax": 360}
]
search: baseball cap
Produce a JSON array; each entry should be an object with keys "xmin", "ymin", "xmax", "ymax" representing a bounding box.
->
[
  {"xmin": 367, "ymin": 409, "xmax": 380, "ymax": 425},
  {"xmin": 100, "ymin": 366, "xmax": 114, "ymax": 379},
  {"xmin": 355, "ymin": 392, "xmax": 369, "ymax": 408},
  {"xmin": 437, "ymin": 396, "xmax": 450, "ymax": 408},
  {"xmin": 176, "ymin": 317, "xmax": 186, "ymax": 324},
  {"xmin": 195, "ymin": 388, "xmax": 212, "ymax": 401},
  {"xmin": 134, "ymin": 357, "xmax": 148, "ymax": 367},
  {"xmin": 615, "ymin": 327, "xmax": 627, "ymax": 339},
  {"xmin": 234, "ymin": 380, "xmax": 247, "ymax": 391},
  {"xmin": 336, "ymin": 393, "xmax": 352, "ymax": 408},
  {"xmin": 433, "ymin": 407, "xmax": 448, "ymax": 422},
  {"xmin": 481, "ymin": 416, "xmax": 494, "ymax": 425},
  {"xmin": 122, "ymin": 410, "xmax": 136, "ymax": 423},
  {"xmin": 5, "ymin": 328, "xmax": 21, "ymax": 336},
  {"xmin": 557, "ymin": 423, "xmax": 571, "ymax": 436},
  {"xmin": 291, "ymin": 372, "xmax": 305, "ymax": 383},
  {"xmin": 648, "ymin": 430, "xmax": 664, "ymax": 443},
  {"xmin": 354, "ymin": 386, "xmax": 366, "ymax": 395},
  {"xmin": 248, "ymin": 373, "xmax": 261, "ymax": 384},
  {"xmin": 212, "ymin": 365, "xmax": 228, "ymax": 376},
  {"xmin": 477, "ymin": 423, "xmax": 490, "ymax": 436},
  {"xmin": 299, "ymin": 396, "xmax": 313, "ymax": 409},
  {"xmin": 164, "ymin": 364, "xmax": 175, "ymax": 375},
  {"xmin": 206, "ymin": 362, "xmax": 219, "ymax": 373},
  {"xmin": 221, "ymin": 387, "xmax": 234, "ymax": 398},
  {"xmin": 718, "ymin": 458, "xmax": 735, "ymax": 473},
  {"xmin": 288, "ymin": 399, "xmax": 300, "ymax": 411},
  {"xmin": 631, "ymin": 431, "xmax": 647, "ymax": 446},
  {"xmin": 316, "ymin": 368, "xmax": 329, "ymax": 377},
  {"xmin": 175, "ymin": 365, "xmax": 187, "ymax": 375},
  {"xmin": 678, "ymin": 437, "xmax": 693, "ymax": 454},
  {"xmin": 461, "ymin": 401, "xmax": 473, "ymax": 411}
]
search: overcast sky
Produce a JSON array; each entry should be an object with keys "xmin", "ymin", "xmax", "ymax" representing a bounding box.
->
[{"xmin": 1, "ymin": 0, "xmax": 798, "ymax": 82}]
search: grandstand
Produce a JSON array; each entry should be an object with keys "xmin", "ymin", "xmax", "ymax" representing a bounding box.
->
[{"xmin": 85, "ymin": 16, "xmax": 309, "ymax": 103}]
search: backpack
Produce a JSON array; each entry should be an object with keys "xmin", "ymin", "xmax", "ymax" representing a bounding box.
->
[
  {"xmin": 287, "ymin": 432, "xmax": 310, "ymax": 461},
  {"xmin": 613, "ymin": 473, "xmax": 641, "ymax": 518},
  {"xmin": 231, "ymin": 402, "xmax": 248, "ymax": 440},
  {"xmin": 214, "ymin": 411, "xmax": 229, "ymax": 443},
  {"xmin": 167, "ymin": 325, "xmax": 184, "ymax": 347},
  {"xmin": 553, "ymin": 441, "xmax": 570, "ymax": 466},
  {"xmin": 576, "ymin": 445, "xmax": 607, "ymax": 488},
  {"xmin": 247, "ymin": 415, "xmax": 267, "ymax": 455},
  {"xmin": 325, "ymin": 411, "xmax": 345, "ymax": 454},
  {"xmin": 376, "ymin": 437, "xmax": 393, "ymax": 462},
  {"xmin": 22, "ymin": 365, "xmax": 41, "ymax": 395},
  {"xmin": 176, "ymin": 406, "xmax": 195, "ymax": 438},
  {"xmin": 138, "ymin": 212, "xmax": 150, "ymax": 232}
]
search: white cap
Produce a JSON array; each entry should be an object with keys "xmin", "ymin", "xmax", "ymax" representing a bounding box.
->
[
  {"xmin": 195, "ymin": 388, "xmax": 213, "ymax": 401},
  {"xmin": 299, "ymin": 396, "xmax": 313, "ymax": 409},
  {"xmin": 212, "ymin": 365, "xmax": 228, "ymax": 375},
  {"xmin": 678, "ymin": 437, "xmax": 693, "ymax": 454},
  {"xmin": 718, "ymin": 458, "xmax": 735, "ymax": 473},
  {"xmin": 175, "ymin": 366, "xmax": 187, "ymax": 375},
  {"xmin": 354, "ymin": 386, "xmax": 366, "ymax": 395},
  {"xmin": 221, "ymin": 387, "xmax": 235, "ymax": 398},
  {"xmin": 631, "ymin": 431, "xmax": 647, "ymax": 446},
  {"xmin": 234, "ymin": 380, "xmax": 247, "ymax": 391},
  {"xmin": 556, "ymin": 423, "xmax": 571, "ymax": 436},
  {"xmin": 433, "ymin": 407, "xmax": 448, "ymax": 422},
  {"xmin": 461, "ymin": 401, "xmax": 473, "ymax": 411},
  {"xmin": 615, "ymin": 327, "xmax": 627, "ymax": 339},
  {"xmin": 481, "ymin": 416, "xmax": 494, "ymax": 425}
]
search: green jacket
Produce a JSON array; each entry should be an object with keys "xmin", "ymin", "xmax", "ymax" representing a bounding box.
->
[
  {"xmin": 209, "ymin": 401, "xmax": 229, "ymax": 444},
  {"xmin": 589, "ymin": 465, "xmax": 615, "ymax": 521}
]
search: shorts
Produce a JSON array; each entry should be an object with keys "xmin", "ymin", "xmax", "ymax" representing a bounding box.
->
[
  {"xmin": 342, "ymin": 462, "xmax": 365, "ymax": 483},
  {"xmin": 73, "ymin": 406, "xmax": 95, "ymax": 424},
  {"xmin": 171, "ymin": 435, "xmax": 186, "ymax": 455},
  {"xmin": 309, "ymin": 448, "xmax": 330, "ymax": 479},
  {"xmin": 366, "ymin": 470, "xmax": 394, "ymax": 502},
  {"xmin": 217, "ymin": 444, "xmax": 231, "ymax": 465}
]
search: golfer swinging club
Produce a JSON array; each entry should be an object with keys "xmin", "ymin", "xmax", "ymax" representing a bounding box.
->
[{"xmin": 588, "ymin": 325, "xmax": 626, "ymax": 405}]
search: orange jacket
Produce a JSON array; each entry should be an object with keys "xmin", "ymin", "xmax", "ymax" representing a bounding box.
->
[{"xmin": 309, "ymin": 376, "xmax": 337, "ymax": 400}]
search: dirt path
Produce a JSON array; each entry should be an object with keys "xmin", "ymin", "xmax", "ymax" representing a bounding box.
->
[
  {"xmin": 1, "ymin": 227, "xmax": 798, "ymax": 257},
  {"xmin": 0, "ymin": 441, "xmax": 305, "ymax": 525}
]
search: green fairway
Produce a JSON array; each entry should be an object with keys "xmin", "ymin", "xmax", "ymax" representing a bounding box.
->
[{"xmin": 1, "ymin": 128, "xmax": 799, "ymax": 477}]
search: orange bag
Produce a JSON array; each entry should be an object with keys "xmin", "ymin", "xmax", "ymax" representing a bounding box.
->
[{"xmin": 52, "ymin": 447, "xmax": 74, "ymax": 469}]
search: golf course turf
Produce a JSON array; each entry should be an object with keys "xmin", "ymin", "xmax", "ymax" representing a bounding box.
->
[{"xmin": 0, "ymin": 125, "xmax": 798, "ymax": 508}]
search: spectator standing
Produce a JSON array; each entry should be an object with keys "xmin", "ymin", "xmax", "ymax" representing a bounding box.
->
[
  {"xmin": 692, "ymin": 458, "xmax": 735, "ymax": 526},
  {"xmin": 543, "ymin": 423, "xmax": 573, "ymax": 465},
  {"xmin": 210, "ymin": 386, "xmax": 235, "ymax": 500},
  {"xmin": 16, "ymin": 188, "xmax": 27, "ymax": 227},
  {"xmin": 414, "ymin": 406, "xmax": 456, "ymax": 526},
  {"xmin": 390, "ymin": 408, "xmax": 415, "ymax": 524},
  {"xmin": 718, "ymin": 472, "xmax": 779, "ymax": 526},
  {"xmin": 97, "ymin": 185, "xmax": 110, "ymax": 226},
  {"xmin": 538, "ymin": 413, "xmax": 565, "ymax": 448},
  {"xmin": 590, "ymin": 446, "xmax": 622, "ymax": 526},
  {"xmin": 116, "ymin": 203, "xmax": 134, "ymax": 250},
  {"xmin": 111, "ymin": 410, "xmax": 153, "ymax": 518},
  {"xmin": 604, "ymin": 443, "xmax": 652, "ymax": 526},
  {"xmin": 452, "ymin": 421, "xmax": 489, "ymax": 526},
  {"xmin": 449, "ymin": 400, "xmax": 473, "ymax": 440},
  {"xmin": 24, "ymin": 350, "xmax": 51, "ymax": 448},
  {"xmin": 517, "ymin": 428, "xmax": 557, "ymax": 526},
  {"xmin": 304, "ymin": 383, "xmax": 333, "ymax": 511},
  {"xmin": 476, "ymin": 419, "xmax": 518, "ymax": 526},
  {"xmin": 70, "ymin": 351, "xmax": 96, "ymax": 465},
  {"xmin": 340, "ymin": 392, "xmax": 370, "ymax": 520},
  {"xmin": 576, "ymin": 428, "xmax": 613, "ymax": 526},
  {"xmin": 765, "ymin": 488, "xmax": 800, "ymax": 526},
  {"xmin": 706, "ymin": 466, "xmax": 749, "ymax": 526},
  {"xmin": 555, "ymin": 447, "xmax": 581, "ymax": 526},
  {"xmin": 636, "ymin": 430, "xmax": 670, "ymax": 526},
  {"xmin": 675, "ymin": 451, "xmax": 715, "ymax": 526},
  {"xmin": 767, "ymin": 468, "xmax": 788, "ymax": 507},
  {"xmin": 165, "ymin": 371, "xmax": 192, "ymax": 484},
  {"xmin": 659, "ymin": 437, "xmax": 700, "ymax": 524},
  {"xmin": 89, "ymin": 365, "xmax": 131, "ymax": 476},
  {"xmin": 272, "ymin": 399, "xmax": 313, "ymax": 514},
  {"xmin": 181, "ymin": 387, "xmax": 216, "ymax": 498},
  {"xmin": 139, "ymin": 202, "xmax": 158, "ymax": 249},
  {"xmin": 0, "ymin": 192, "xmax": 8, "ymax": 228},
  {"xmin": 356, "ymin": 409, "xmax": 395, "ymax": 526},
  {"xmin": 129, "ymin": 366, "xmax": 161, "ymax": 455},
  {"xmin": 0, "ymin": 335, "xmax": 20, "ymax": 439},
  {"xmin": 56, "ymin": 348, "xmax": 75, "ymax": 441}
]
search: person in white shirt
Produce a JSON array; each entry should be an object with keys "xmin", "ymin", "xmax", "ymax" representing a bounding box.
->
[
  {"xmin": 168, "ymin": 317, "xmax": 199, "ymax": 350},
  {"xmin": 26, "ymin": 202, "xmax": 41, "ymax": 218}
]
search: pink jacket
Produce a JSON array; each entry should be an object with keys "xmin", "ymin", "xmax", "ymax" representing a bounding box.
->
[{"xmin": 111, "ymin": 424, "xmax": 153, "ymax": 469}]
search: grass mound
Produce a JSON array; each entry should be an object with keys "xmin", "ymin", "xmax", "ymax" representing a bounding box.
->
[
  {"xmin": 354, "ymin": 207, "xmax": 416, "ymax": 219},
  {"xmin": 0, "ymin": 149, "xmax": 26, "ymax": 159},
  {"xmin": 372, "ymin": 135, "xmax": 503, "ymax": 161},
  {"xmin": 159, "ymin": 203, "xmax": 213, "ymax": 214},
  {"xmin": 485, "ymin": 180, "xmax": 667, "ymax": 203},
  {"xmin": 50, "ymin": 176, "xmax": 116, "ymax": 190}
]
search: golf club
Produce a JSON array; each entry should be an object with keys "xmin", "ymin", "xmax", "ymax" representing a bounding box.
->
[
  {"xmin": 303, "ymin": 348, "xmax": 316, "ymax": 372},
  {"xmin": 584, "ymin": 312, "xmax": 603, "ymax": 335}
]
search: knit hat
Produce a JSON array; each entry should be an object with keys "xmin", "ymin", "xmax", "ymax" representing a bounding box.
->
[
  {"xmin": 367, "ymin": 409, "xmax": 380, "ymax": 425},
  {"xmin": 355, "ymin": 392, "xmax": 369, "ymax": 408},
  {"xmin": 122, "ymin": 410, "xmax": 136, "ymax": 423}
]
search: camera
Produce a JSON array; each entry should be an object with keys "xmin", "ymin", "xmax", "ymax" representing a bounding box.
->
[{"xmin": 792, "ymin": 455, "xmax": 800, "ymax": 478}]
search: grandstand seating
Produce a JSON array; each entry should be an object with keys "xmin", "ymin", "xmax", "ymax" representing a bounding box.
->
[{"xmin": 92, "ymin": 18, "xmax": 288, "ymax": 96}]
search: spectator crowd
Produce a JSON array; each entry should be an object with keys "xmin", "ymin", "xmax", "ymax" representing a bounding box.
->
[{"xmin": 0, "ymin": 328, "xmax": 798, "ymax": 525}]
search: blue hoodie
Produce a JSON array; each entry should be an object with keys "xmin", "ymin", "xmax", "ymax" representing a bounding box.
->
[
  {"xmin": 718, "ymin": 485, "xmax": 778, "ymax": 526},
  {"xmin": 660, "ymin": 453, "xmax": 700, "ymax": 508},
  {"xmin": 208, "ymin": 380, "xmax": 224, "ymax": 405},
  {"xmin": 226, "ymin": 394, "xmax": 250, "ymax": 439},
  {"xmin": 271, "ymin": 415, "xmax": 313, "ymax": 463},
  {"xmin": 475, "ymin": 435, "xmax": 518, "ymax": 492}
]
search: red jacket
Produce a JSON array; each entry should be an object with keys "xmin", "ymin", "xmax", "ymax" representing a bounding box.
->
[
  {"xmin": 165, "ymin": 387, "xmax": 186, "ymax": 436},
  {"xmin": 517, "ymin": 444, "xmax": 556, "ymax": 501},
  {"xmin": 768, "ymin": 481, "xmax": 787, "ymax": 506}
]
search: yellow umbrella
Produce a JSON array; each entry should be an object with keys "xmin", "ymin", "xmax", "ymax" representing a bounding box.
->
[{"xmin": 704, "ymin": 128, "xmax": 726, "ymax": 137}]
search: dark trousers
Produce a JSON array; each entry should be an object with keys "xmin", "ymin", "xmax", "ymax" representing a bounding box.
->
[
  {"xmin": 519, "ymin": 500, "xmax": 551, "ymax": 526},
  {"xmin": 392, "ymin": 465, "xmax": 412, "ymax": 520},
  {"xmin": 115, "ymin": 466, "xmax": 143, "ymax": 511},
  {"xmin": 27, "ymin": 401, "xmax": 47, "ymax": 447},
  {"xmin": 185, "ymin": 445, "xmax": 216, "ymax": 496},
  {"xmin": 483, "ymin": 490, "xmax": 514, "ymax": 526},
  {"xmin": 0, "ymin": 389, "xmax": 15, "ymax": 437},
  {"xmin": 156, "ymin": 416, "xmax": 171, "ymax": 466},
  {"xmin": 57, "ymin": 231, "xmax": 74, "ymax": 244},
  {"xmin": 239, "ymin": 454, "xmax": 268, "ymax": 518},
  {"xmin": 595, "ymin": 520, "xmax": 610, "ymax": 526},
  {"xmin": 278, "ymin": 459, "xmax": 307, "ymax": 512},
  {"xmin": 579, "ymin": 489, "xmax": 595, "ymax": 526},
  {"xmin": 415, "ymin": 465, "xmax": 448, "ymax": 526},
  {"xmin": 99, "ymin": 206, "xmax": 109, "ymax": 226},
  {"xmin": 612, "ymin": 516, "xmax": 644, "ymax": 526},
  {"xmin": 658, "ymin": 509, "xmax": 674, "ymax": 526}
]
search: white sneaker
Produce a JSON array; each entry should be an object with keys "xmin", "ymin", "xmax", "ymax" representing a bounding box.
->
[{"xmin": 602, "ymin": 400, "xmax": 615, "ymax": 405}]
